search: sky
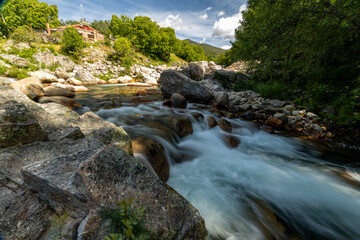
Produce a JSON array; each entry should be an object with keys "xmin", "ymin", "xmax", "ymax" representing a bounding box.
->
[{"xmin": 43, "ymin": 0, "xmax": 247, "ymax": 49}]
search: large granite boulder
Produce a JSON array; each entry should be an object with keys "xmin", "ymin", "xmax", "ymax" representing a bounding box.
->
[
  {"xmin": 188, "ymin": 61, "xmax": 210, "ymax": 80},
  {"xmin": 33, "ymin": 51, "xmax": 56, "ymax": 67},
  {"xmin": 37, "ymin": 96, "xmax": 82, "ymax": 109},
  {"xmin": 0, "ymin": 54, "xmax": 30, "ymax": 68},
  {"xmin": 159, "ymin": 70, "xmax": 214, "ymax": 104},
  {"xmin": 44, "ymin": 86, "xmax": 76, "ymax": 97},
  {"xmin": 0, "ymin": 101, "xmax": 48, "ymax": 148},
  {"xmin": 10, "ymin": 77, "xmax": 45, "ymax": 100},
  {"xmin": 75, "ymin": 70, "xmax": 97, "ymax": 85},
  {"xmin": 55, "ymin": 55, "xmax": 76, "ymax": 72},
  {"xmin": 29, "ymin": 70, "xmax": 58, "ymax": 83},
  {"xmin": 132, "ymin": 137, "xmax": 169, "ymax": 182}
]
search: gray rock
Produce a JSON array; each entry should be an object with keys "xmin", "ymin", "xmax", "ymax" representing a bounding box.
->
[
  {"xmin": 213, "ymin": 92, "xmax": 229, "ymax": 109},
  {"xmin": 55, "ymin": 55, "xmax": 76, "ymax": 72},
  {"xmin": 268, "ymin": 99, "xmax": 287, "ymax": 107},
  {"xmin": 0, "ymin": 77, "xmax": 13, "ymax": 85},
  {"xmin": 13, "ymin": 42, "xmax": 30, "ymax": 50},
  {"xmin": 37, "ymin": 96, "xmax": 82, "ymax": 109},
  {"xmin": 54, "ymin": 68, "xmax": 69, "ymax": 80},
  {"xmin": 75, "ymin": 70, "xmax": 97, "ymax": 85},
  {"xmin": 29, "ymin": 70, "xmax": 58, "ymax": 83},
  {"xmin": 189, "ymin": 61, "xmax": 210, "ymax": 80},
  {"xmin": 0, "ymin": 101, "xmax": 48, "ymax": 148},
  {"xmin": 33, "ymin": 51, "xmax": 56, "ymax": 66},
  {"xmin": 199, "ymin": 79, "xmax": 225, "ymax": 92},
  {"xmin": 48, "ymin": 127, "xmax": 85, "ymax": 142},
  {"xmin": 44, "ymin": 86, "xmax": 76, "ymax": 98},
  {"xmin": 159, "ymin": 70, "xmax": 214, "ymax": 104},
  {"xmin": 0, "ymin": 60, "xmax": 11, "ymax": 69},
  {"xmin": 10, "ymin": 77, "xmax": 45, "ymax": 100},
  {"xmin": 170, "ymin": 93, "xmax": 187, "ymax": 108},
  {"xmin": 163, "ymin": 115, "xmax": 193, "ymax": 137},
  {"xmin": 0, "ymin": 54, "xmax": 30, "ymax": 68}
]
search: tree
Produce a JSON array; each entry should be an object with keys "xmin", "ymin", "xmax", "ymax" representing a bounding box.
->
[
  {"xmin": 0, "ymin": 0, "xmax": 60, "ymax": 35},
  {"xmin": 10, "ymin": 26, "xmax": 37, "ymax": 43},
  {"xmin": 113, "ymin": 37, "xmax": 132, "ymax": 57},
  {"xmin": 61, "ymin": 27, "xmax": 84, "ymax": 54},
  {"xmin": 91, "ymin": 19, "xmax": 111, "ymax": 36}
]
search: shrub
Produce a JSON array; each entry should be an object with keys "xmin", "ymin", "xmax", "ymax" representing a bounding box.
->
[
  {"xmin": 61, "ymin": 27, "xmax": 84, "ymax": 54},
  {"xmin": 102, "ymin": 199, "xmax": 150, "ymax": 240},
  {"xmin": 113, "ymin": 37, "xmax": 132, "ymax": 57},
  {"xmin": 10, "ymin": 26, "xmax": 37, "ymax": 43},
  {"xmin": 7, "ymin": 67, "xmax": 29, "ymax": 79}
]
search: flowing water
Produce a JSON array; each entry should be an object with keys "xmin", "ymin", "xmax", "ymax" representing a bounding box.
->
[{"xmin": 76, "ymin": 85, "xmax": 360, "ymax": 240}]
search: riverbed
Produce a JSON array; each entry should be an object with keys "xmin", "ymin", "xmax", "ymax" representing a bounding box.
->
[{"xmin": 75, "ymin": 85, "xmax": 360, "ymax": 240}]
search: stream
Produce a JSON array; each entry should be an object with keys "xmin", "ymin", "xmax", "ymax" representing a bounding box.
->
[{"xmin": 75, "ymin": 85, "xmax": 360, "ymax": 240}]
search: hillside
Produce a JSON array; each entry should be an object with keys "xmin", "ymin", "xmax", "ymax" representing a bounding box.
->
[{"xmin": 185, "ymin": 39, "xmax": 225, "ymax": 60}]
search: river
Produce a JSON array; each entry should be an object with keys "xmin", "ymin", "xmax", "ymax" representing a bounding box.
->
[{"xmin": 75, "ymin": 85, "xmax": 360, "ymax": 240}]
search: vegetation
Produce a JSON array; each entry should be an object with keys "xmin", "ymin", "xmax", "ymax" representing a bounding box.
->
[
  {"xmin": 225, "ymin": 0, "xmax": 360, "ymax": 125},
  {"xmin": 102, "ymin": 199, "xmax": 150, "ymax": 240},
  {"xmin": 185, "ymin": 39, "xmax": 225, "ymax": 61},
  {"xmin": 9, "ymin": 26, "xmax": 37, "ymax": 43},
  {"xmin": 91, "ymin": 20, "xmax": 111, "ymax": 36},
  {"xmin": 61, "ymin": 27, "xmax": 84, "ymax": 58},
  {"xmin": 0, "ymin": 0, "xmax": 60, "ymax": 36}
]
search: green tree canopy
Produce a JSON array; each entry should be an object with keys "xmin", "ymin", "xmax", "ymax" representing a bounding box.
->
[
  {"xmin": 61, "ymin": 26, "xmax": 84, "ymax": 54},
  {"xmin": 0, "ymin": 0, "xmax": 60, "ymax": 35},
  {"xmin": 91, "ymin": 19, "xmax": 111, "ymax": 36}
]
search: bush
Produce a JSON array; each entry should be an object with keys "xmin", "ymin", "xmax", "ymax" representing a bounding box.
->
[
  {"xmin": 7, "ymin": 67, "xmax": 29, "ymax": 79},
  {"xmin": 10, "ymin": 26, "xmax": 37, "ymax": 43},
  {"xmin": 102, "ymin": 199, "xmax": 149, "ymax": 240},
  {"xmin": 113, "ymin": 37, "xmax": 132, "ymax": 57},
  {"xmin": 61, "ymin": 27, "xmax": 84, "ymax": 54}
]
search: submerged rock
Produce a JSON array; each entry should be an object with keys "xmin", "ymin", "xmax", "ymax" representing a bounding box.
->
[
  {"xmin": 37, "ymin": 96, "xmax": 82, "ymax": 109},
  {"xmin": 170, "ymin": 93, "xmax": 187, "ymax": 108},
  {"xmin": 163, "ymin": 115, "xmax": 193, "ymax": 137},
  {"xmin": 44, "ymin": 86, "xmax": 76, "ymax": 98}
]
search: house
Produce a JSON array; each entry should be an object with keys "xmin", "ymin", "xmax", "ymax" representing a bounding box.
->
[{"xmin": 50, "ymin": 22, "xmax": 105, "ymax": 42}]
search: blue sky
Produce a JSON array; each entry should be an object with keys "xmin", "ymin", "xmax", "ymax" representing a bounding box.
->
[{"xmin": 43, "ymin": 0, "xmax": 247, "ymax": 49}]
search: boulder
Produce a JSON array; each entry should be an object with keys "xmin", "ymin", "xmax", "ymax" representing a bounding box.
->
[
  {"xmin": 132, "ymin": 137, "xmax": 169, "ymax": 182},
  {"xmin": 0, "ymin": 54, "xmax": 30, "ymax": 68},
  {"xmin": 0, "ymin": 101, "xmax": 48, "ymax": 148},
  {"xmin": 44, "ymin": 86, "xmax": 76, "ymax": 97},
  {"xmin": 75, "ymin": 70, "xmax": 97, "ymax": 85},
  {"xmin": 13, "ymin": 42, "xmax": 30, "ymax": 50},
  {"xmin": 143, "ymin": 121, "xmax": 174, "ymax": 141},
  {"xmin": 213, "ymin": 92, "xmax": 229, "ymax": 109},
  {"xmin": 37, "ymin": 96, "xmax": 82, "ymax": 109},
  {"xmin": 29, "ymin": 70, "xmax": 58, "ymax": 83},
  {"xmin": 144, "ymin": 76, "xmax": 158, "ymax": 85},
  {"xmin": 159, "ymin": 70, "xmax": 214, "ymax": 104},
  {"xmin": 0, "ymin": 60, "xmax": 11, "ymax": 69},
  {"xmin": 51, "ymin": 83, "xmax": 76, "ymax": 92},
  {"xmin": 33, "ymin": 52, "xmax": 56, "ymax": 66},
  {"xmin": 219, "ymin": 119, "xmax": 232, "ymax": 133},
  {"xmin": 199, "ymin": 79, "xmax": 225, "ymax": 92},
  {"xmin": 55, "ymin": 68, "xmax": 69, "ymax": 80},
  {"xmin": 265, "ymin": 117, "xmax": 284, "ymax": 130},
  {"xmin": 189, "ymin": 61, "xmax": 210, "ymax": 80},
  {"xmin": 207, "ymin": 116, "xmax": 217, "ymax": 128},
  {"xmin": 170, "ymin": 93, "xmax": 187, "ymax": 108},
  {"xmin": 225, "ymin": 135, "xmax": 241, "ymax": 148},
  {"xmin": 118, "ymin": 75, "xmax": 133, "ymax": 83},
  {"xmin": 0, "ymin": 77, "xmax": 13, "ymax": 85},
  {"xmin": 96, "ymin": 79, "xmax": 107, "ymax": 84},
  {"xmin": 268, "ymin": 99, "xmax": 286, "ymax": 107},
  {"xmin": 107, "ymin": 79, "xmax": 119, "ymax": 84},
  {"xmin": 68, "ymin": 77, "xmax": 83, "ymax": 86},
  {"xmin": 163, "ymin": 115, "xmax": 193, "ymax": 137},
  {"xmin": 55, "ymin": 55, "xmax": 76, "ymax": 72},
  {"xmin": 10, "ymin": 77, "xmax": 44, "ymax": 100}
]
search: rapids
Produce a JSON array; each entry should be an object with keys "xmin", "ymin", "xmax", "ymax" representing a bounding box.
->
[{"xmin": 76, "ymin": 86, "xmax": 360, "ymax": 240}]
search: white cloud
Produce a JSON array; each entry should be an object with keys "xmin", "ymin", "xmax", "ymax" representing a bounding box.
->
[
  {"xmin": 200, "ymin": 37, "xmax": 206, "ymax": 43},
  {"xmin": 218, "ymin": 11, "xmax": 225, "ymax": 17},
  {"xmin": 212, "ymin": 4, "xmax": 247, "ymax": 40},
  {"xmin": 199, "ymin": 6, "xmax": 212, "ymax": 20},
  {"xmin": 221, "ymin": 45, "xmax": 231, "ymax": 50},
  {"xmin": 160, "ymin": 14, "xmax": 182, "ymax": 28}
]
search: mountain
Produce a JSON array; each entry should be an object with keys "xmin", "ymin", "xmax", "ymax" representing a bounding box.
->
[{"xmin": 185, "ymin": 39, "xmax": 225, "ymax": 60}]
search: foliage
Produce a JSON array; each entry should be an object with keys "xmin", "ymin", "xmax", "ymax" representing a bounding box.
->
[
  {"xmin": 7, "ymin": 67, "xmax": 29, "ymax": 79},
  {"xmin": 59, "ymin": 19, "xmax": 80, "ymax": 26},
  {"xmin": 0, "ymin": 66, "xmax": 7, "ymax": 75},
  {"xmin": 174, "ymin": 39, "xmax": 207, "ymax": 62},
  {"xmin": 50, "ymin": 212, "xmax": 69, "ymax": 240},
  {"xmin": 61, "ymin": 27, "xmax": 84, "ymax": 56},
  {"xmin": 91, "ymin": 19, "xmax": 111, "ymax": 36},
  {"xmin": 113, "ymin": 37, "xmax": 133, "ymax": 57},
  {"xmin": 9, "ymin": 26, "xmax": 37, "ymax": 43},
  {"xmin": 230, "ymin": 0, "xmax": 360, "ymax": 124},
  {"xmin": 0, "ymin": 0, "xmax": 60, "ymax": 35},
  {"xmin": 185, "ymin": 39, "xmax": 225, "ymax": 61},
  {"xmin": 102, "ymin": 199, "xmax": 150, "ymax": 240}
]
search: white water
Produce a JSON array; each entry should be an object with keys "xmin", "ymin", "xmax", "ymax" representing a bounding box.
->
[{"xmin": 96, "ymin": 102, "xmax": 360, "ymax": 240}]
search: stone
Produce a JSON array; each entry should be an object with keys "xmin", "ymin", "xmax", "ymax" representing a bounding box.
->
[
  {"xmin": 37, "ymin": 96, "xmax": 82, "ymax": 109},
  {"xmin": 29, "ymin": 70, "xmax": 58, "ymax": 83},
  {"xmin": 0, "ymin": 77, "xmax": 13, "ymax": 85},
  {"xmin": 219, "ymin": 119, "xmax": 232, "ymax": 133},
  {"xmin": 55, "ymin": 68, "xmax": 69, "ymax": 80},
  {"xmin": 44, "ymin": 86, "xmax": 76, "ymax": 97},
  {"xmin": 170, "ymin": 93, "xmax": 187, "ymax": 108},
  {"xmin": 265, "ymin": 117, "xmax": 284, "ymax": 130},
  {"xmin": 207, "ymin": 116, "xmax": 217, "ymax": 128},
  {"xmin": 306, "ymin": 112, "xmax": 318, "ymax": 118},
  {"xmin": 0, "ymin": 54, "xmax": 30, "ymax": 68},
  {"xmin": 188, "ymin": 61, "xmax": 210, "ymax": 80},
  {"xmin": 132, "ymin": 137, "xmax": 169, "ymax": 182},
  {"xmin": 208, "ymin": 61, "xmax": 222, "ymax": 71},
  {"xmin": 160, "ymin": 70, "xmax": 214, "ymax": 104},
  {"xmin": 284, "ymin": 105, "xmax": 296, "ymax": 111},
  {"xmin": 51, "ymin": 83, "xmax": 76, "ymax": 92},
  {"xmin": 0, "ymin": 60, "xmax": 11, "ymax": 69},
  {"xmin": 13, "ymin": 42, "xmax": 30, "ymax": 50},
  {"xmin": 49, "ymin": 127, "xmax": 85, "ymax": 142},
  {"xmin": 73, "ymin": 86, "xmax": 90, "ymax": 92},
  {"xmin": 292, "ymin": 110, "xmax": 306, "ymax": 116},
  {"xmin": 68, "ymin": 77, "xmax": 83, "ymax": 86},
  {"xmin": 75, "ymin": 70, "xmax": 97, "ymax": 85},
  {"xmin": 33, "ymin": 51, "xmax": 56, "ymax": 66},
  {"xmin": 55, "ymin": 55, "xmax": 76, "ymax": 72},
  {"xmin": 199, "ymin": 79, "xmax": 225, "ymax": 92},
  {"xmin": 96, "ymin": 79, "xmax": 107, "ymax": 84},
  {"xmin": 268, "ymin": 99, "xmax": 286, "ymax": 107},
  {"xmin": 107, "ymin": 78, "xmax": 119, "ymax": 84},
  {"xmin": 10, "ymin": 77, "xmax": 44, "ymax": 100},
  {"xmin": 143, "ymin": 121, "xmax": 174, "ymax": 141},
  {"xmin": 213, "ymin": 92, "xmax": 229, "ymax": 109},
  {"xmin": 225, "ymin": 135, "xmax": 241, "ymax": 148},
  {"xmin": 274, "ymin": 113, "xmax": 285, "ymax": 119},
  {"xmin": 144, "ymin": 76, "xmax": 158, "ymax": 85},
  {"xmin": 118, "ymin": 75, "xmax": 133, "ymax": 83},
  {"xmin": 163, "ymin": 115, "xmax": 193, "ymax": 137},
  {"xmin": 0, "ymin": 101, "xmax": 48, "ymax": 148},
  {"xmin": 0, "ymin": 191, "xmax": 54, "ymax": 240}
]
